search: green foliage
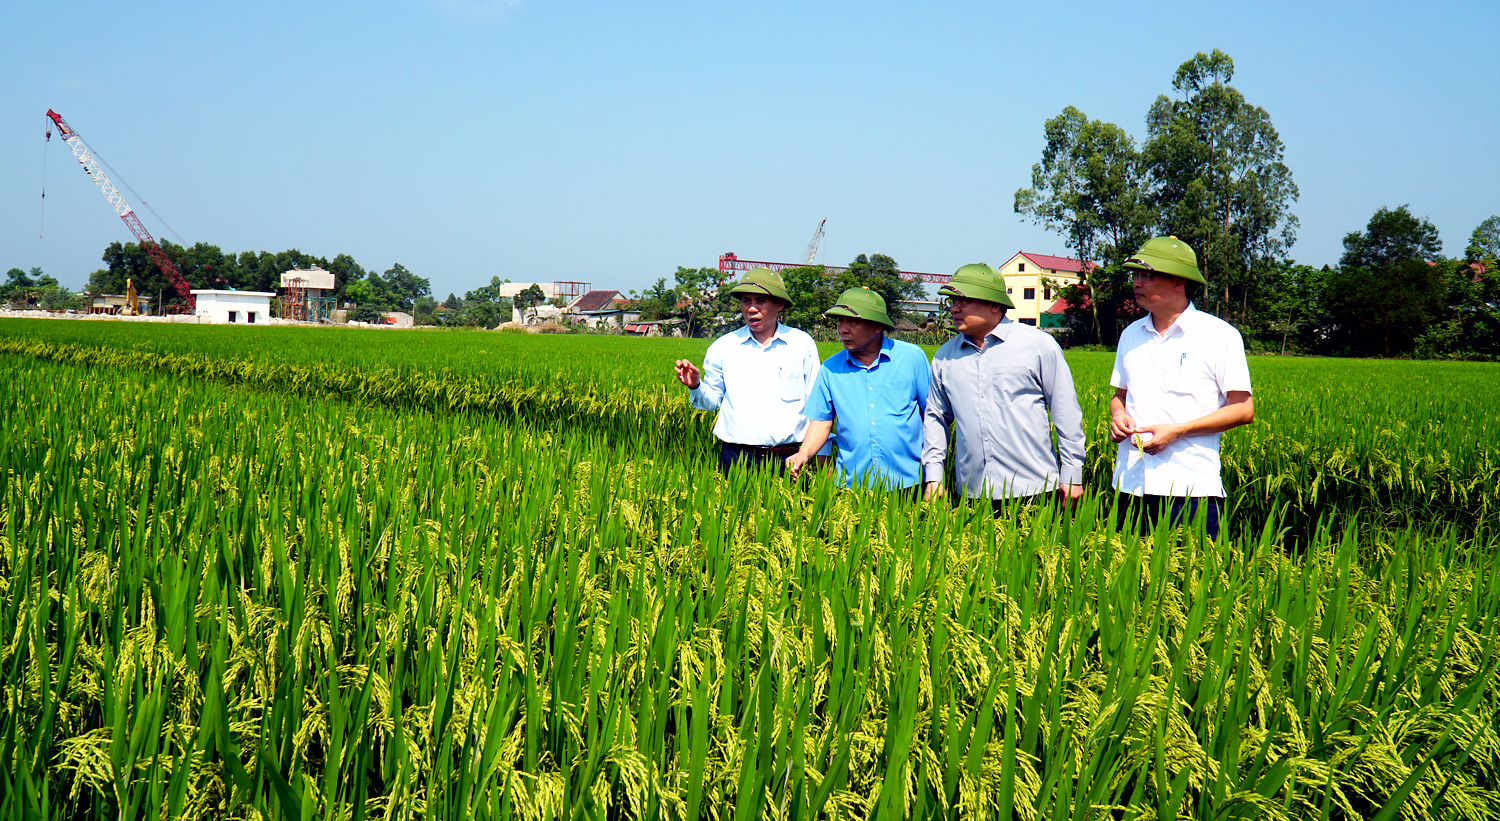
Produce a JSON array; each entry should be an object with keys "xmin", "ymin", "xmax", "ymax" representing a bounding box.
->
[
  {"xmin": 1015, "ymin": 106, "xmax": 1153, "ymax": 343},
  {"xmin": 443, "ymin": 276, "xmax": 512, "ymax": 328},
  {"xmin": 631, "ymin": 277, "xmax": 680, "ymax": 321},
  {"xmin": 1467, "ymin": 215, "xmax": 1500, "ymax": 260},
  {"xmin": 1144, "ymin": 50, "xmax": 1300, "ymax": 323},
  {"xmin": 514, "ymin": 283, "xmax": 546, "ymax": 313},
  {"xmin": 780, "ymin": 254, "xmax": 925, "ymax": 334},
  {"xmin": 1340, "ymin": 205, "xmax": 1444, "ymax": 271},
  {"xmin": 1321, "ymin": 258, "xmax": 1449, "ymax": 357},
  {"xmin": 672, "ymin": 266, "xmax": 731, "ymax": 337},
  {"xmin": 86, "ymin": 242, "xmax": 388, "ymax": 311}
]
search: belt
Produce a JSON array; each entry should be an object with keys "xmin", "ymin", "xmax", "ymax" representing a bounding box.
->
[{"xmin": 726, "ymin": 442, "xmax": 801, "ymax": 457}]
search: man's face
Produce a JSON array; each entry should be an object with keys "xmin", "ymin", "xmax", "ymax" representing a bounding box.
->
[
  {"xmin": 947, "ymin": 295, "xmax": 1002, "ymax": 337},
  {"xmin": 739, "ymin": 294, "xmax": 783, "ymax": 335},
  {"xmin": 836, "ymin": 315, "xmax": 883, "ymax": 352},
  {"xmin": 1132, "ymin": 270, "xmax": 1184, "ymax": 312}
]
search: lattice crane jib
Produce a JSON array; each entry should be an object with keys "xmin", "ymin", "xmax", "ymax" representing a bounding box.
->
[
  {"xmin": 803, "ymin": 218, "xmax": 827, "ymax": 264},
  {"xmin": 46, "ymin": 110, "xmax": 196, "ymax": 308}
]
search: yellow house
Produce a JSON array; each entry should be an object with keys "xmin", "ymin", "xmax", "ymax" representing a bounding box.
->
[{"xmin": 995, "ymin": 252, "xmax": 1094, "ymax": 328}]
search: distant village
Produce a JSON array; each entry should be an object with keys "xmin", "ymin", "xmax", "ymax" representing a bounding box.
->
[{"xmin": 12, "ymin": 251, "xmax": 1093, "ymax": 338}]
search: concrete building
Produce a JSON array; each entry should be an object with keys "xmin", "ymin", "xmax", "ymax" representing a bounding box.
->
[
  {"xmin": 191, "ymin": 289, "xmax": 276, "ymax": 325},
  {"xmin": 566, "ymin": 290, "xmax": 629, "ymax": 328},
  {"xmin": 279, "ymin": 266, "xmax": 338, "ymax": 321},
  {"xmin": 87, "ymin": 293, "xmax": 153, "ymax": 315},
  {"xmin": 996, "ymin": 252, "xmax": 1093, "ymax": 328},
  {"xmin": 498, "ymin": 282, "xmax": 561, "ymax": 302}
]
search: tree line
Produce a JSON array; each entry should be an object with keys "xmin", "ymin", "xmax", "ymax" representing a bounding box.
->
[
  {"xmin": 1014, "ymin": 48, "xmax": 1500, "ymax": 360},
  {"xmin": 631, "ymin": 254, "xmax": 928, "ymax": 340}
]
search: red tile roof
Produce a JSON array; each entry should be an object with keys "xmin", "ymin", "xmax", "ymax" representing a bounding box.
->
[
  {"xmin": 572, "ymin": 290, "xmax": 625, "ymax": 312},
  {"xmin": 1010, "ymin": 252, "xmax": 1095, "ymax": 273}
]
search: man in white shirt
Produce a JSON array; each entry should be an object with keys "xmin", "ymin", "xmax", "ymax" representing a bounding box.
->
[
  {"xmin": 1108, "ymin": 237, "xmax": 1255, "ymax": 539},
  {"xmin": 674, "ymin": 267, "xmax": 829, "ymax": 473}
]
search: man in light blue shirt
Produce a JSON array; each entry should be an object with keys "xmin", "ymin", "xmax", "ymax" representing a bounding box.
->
[
  {"xmin": 785, "ymin": 287, "xmax": 930, "ymax": 495},
  {"xmin": 674, "ymin": 268, "xmax": 829, "ymax": 473}
]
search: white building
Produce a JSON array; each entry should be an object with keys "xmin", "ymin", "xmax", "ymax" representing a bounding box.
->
[
  {"xmin": 191, "ymin": 289, "xmax": 277, "ymax": 325},
  {"xmin": 498, "ymin": 282, "xmax": 560, "ymax": 301}
]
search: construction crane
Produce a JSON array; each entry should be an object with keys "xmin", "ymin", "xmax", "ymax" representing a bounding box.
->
[
  {"xmin": 802, "ymin": 218, "xmax": 827, "ymax": 264},
  {"xmin": 45, "ymin": 109, "xmax": 196, "ymax": 309}
]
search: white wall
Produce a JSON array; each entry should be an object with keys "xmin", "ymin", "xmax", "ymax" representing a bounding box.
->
[{"xmin": 191, "ymin": 290, "xmax": 276, "ymax": 325}]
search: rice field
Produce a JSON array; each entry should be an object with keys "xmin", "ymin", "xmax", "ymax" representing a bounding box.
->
[{"xmin": 2, "ymin": 318, "xmax": 1499, "ymax": 819}]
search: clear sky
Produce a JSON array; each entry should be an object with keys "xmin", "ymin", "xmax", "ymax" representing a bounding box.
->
[{"xmin": 4, "ymin": 0, "xmax": 1497, "ymax": 300}]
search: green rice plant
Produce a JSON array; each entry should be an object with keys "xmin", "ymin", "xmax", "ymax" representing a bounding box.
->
[
  {"xmin": 5, "ymin": 323, "xmax": 1500, "ymax": 541},
  {"xmin": 3, "ymin": 350, "xmax": 1500, "ymax": 819}
]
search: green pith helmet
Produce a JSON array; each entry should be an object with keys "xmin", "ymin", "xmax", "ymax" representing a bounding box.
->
[
  {"xmin": 1124, "ymin": 236, "xmax": 1206, "ymax": 284},
  {"xmin": 728, "ymin": 267, "xmax": 792, "ymax": 304},
  {"xmin": 939, "ymin": 263, "xmax": 1015, "ymax": 309},
  {"xmin": 825, "ymin": 287, "xmax": 894, "ymax": 330}
]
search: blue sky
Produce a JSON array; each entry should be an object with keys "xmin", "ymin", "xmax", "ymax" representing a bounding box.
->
[{"xmin": 4, "ymin": 0, "xmax": 1497, "ymax": 299}]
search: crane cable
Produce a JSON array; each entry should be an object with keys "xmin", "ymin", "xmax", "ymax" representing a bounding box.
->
[
  {"xmin": 74, "ymin": 130, "xmax": 188, "ymax": 245},
  {"xmin": 41, "ymin": 115, "xmax": 49, "ymax": 238},
  {"xmin": 45, "ymin": 118, "xmax": 188, "ymax": 246}
]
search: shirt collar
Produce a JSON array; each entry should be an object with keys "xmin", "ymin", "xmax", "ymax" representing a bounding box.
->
[
  {"xmin": 840, "ymin": 335, "xmax": 895, "ymax": 368},
  {"xmin": 960, "ymin": 317, "xmax": 1013, "ymax": 351},
  {"xmin": 1140, "ymin": 302, "xmax": 1199, "ymax": 339},
  {"xmin": 736, "ymin": 321, "xmax": 789, "ymax": 348}
]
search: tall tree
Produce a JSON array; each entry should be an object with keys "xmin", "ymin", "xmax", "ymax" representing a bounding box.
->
[
  {"xmin": 631, "ymin": 278, "xmax": 680, "ymax": 321},
  {"xmin": 1339, "ymin": 205, "xmax": 1442, "ymax": 270},
  {"xmin": 1015, "ymin": 106, "xmax": 1152, "ymax": 342},
  {"xmin": 5, "ymin": 268, "xmax": 33, "ymax": 290},
  {"xmin": 673, "ymin": 266, "xmax": 730, "ymax": 337},
  {"xmin": 1464, "ymin": 215, "xmax": 1500, "ymax": 261},
  {"xmin": 380, "ymin": 263, "xmax": 431, "ymax": 313},
  {"xmin": 1322, "ymin": 206, "xmax": 1446, "ymax": 356},
  {"xmin": 1143, "ymin": 50, "xmax": 1299, "ymax": 323}
]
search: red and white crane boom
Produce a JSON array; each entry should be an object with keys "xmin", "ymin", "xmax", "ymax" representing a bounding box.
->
[{"xmin": 45, "ymin": 109, "xmax": 196, "ymax": 308}]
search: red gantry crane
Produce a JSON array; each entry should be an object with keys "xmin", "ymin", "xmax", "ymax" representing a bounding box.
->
[{"xmin": 46, "ymin": 109, "xmax": 196, "ymax": 309}]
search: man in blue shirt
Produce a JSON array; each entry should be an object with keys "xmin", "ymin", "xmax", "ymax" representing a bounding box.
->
[{"xmin": 785, "ymin": 287, "xmax": 930, "ymax": 496}]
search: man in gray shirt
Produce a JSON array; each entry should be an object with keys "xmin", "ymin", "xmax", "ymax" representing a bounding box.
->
[{"xmin": 922, "ymin": 263, "xmax": 1086, "ymax": 510}]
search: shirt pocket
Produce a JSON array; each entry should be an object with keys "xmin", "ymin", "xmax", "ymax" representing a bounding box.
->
[
  {"xmin": 989, "ymin": 366, "xmax": 1040, "ymax": 406},
  {"xmin": 777, "ymin": 370, "xmax": 806, "ymax": 402}
]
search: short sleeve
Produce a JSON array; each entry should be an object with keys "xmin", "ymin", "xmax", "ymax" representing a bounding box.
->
[
  {"xmin": 803, "ymin": 366, "xmax": 835, "ymax": 421},
  {"xmin": 1220, "ymin": 328, "xmax": 1253, "ymax": 394}
]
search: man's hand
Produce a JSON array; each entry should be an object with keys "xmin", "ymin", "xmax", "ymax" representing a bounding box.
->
[
  {"xmin": 923, "ymin": 481, "xmax": 945, "ymax": 502},
  {"xmin": 1056, "ymin": 482, "xmax": 1084, "ymax": 508},
  {"xmin": 1108, "ymin": 412, "xmax": 1136, "ymax": 444},
  {"xmin": 674, "ymin": 359, "xmax": 701, "ymax": 390},
  {"xmin": 1108, "ymin": 387, "xmax": 1134, "ymax": 443},
  {"xmin": 785, "ymin": 452, "xmax": 811, "ymax": 480},
  {"xmin": 1133, "ymin": 422, "xmax": 1188, "ymax": 454}
]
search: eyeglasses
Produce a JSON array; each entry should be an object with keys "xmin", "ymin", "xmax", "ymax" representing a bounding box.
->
[{"xmin": 940, "ymin": 297, "xmax": 978, "ymax": 310}]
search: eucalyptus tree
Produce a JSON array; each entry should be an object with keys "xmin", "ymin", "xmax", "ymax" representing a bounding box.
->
[
  {"xmin": 1015, "ymin": 106, "xmax": 1151, "ymax": 343},
  {"xmin": 1143, "ymin": 50, "xmax": 1299, "ymax": 323},
  {"xmin": 1465, "ymin": 215, "xmax": 1500, "ymax": 261}
]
